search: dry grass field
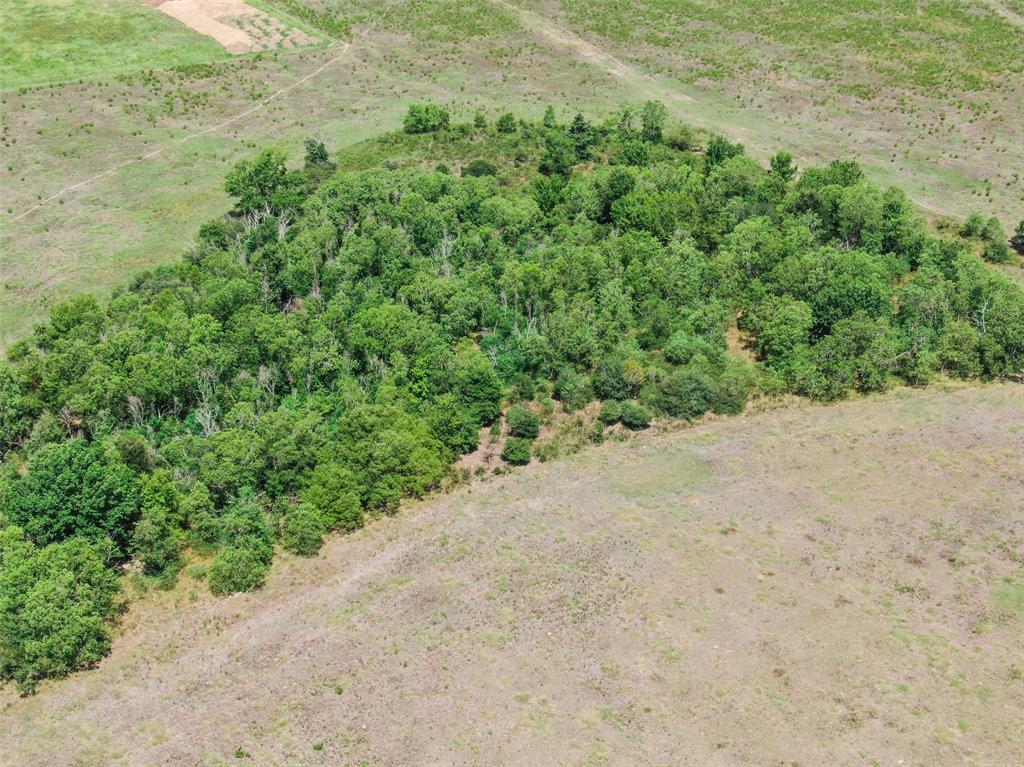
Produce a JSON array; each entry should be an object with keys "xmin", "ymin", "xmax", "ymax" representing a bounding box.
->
[
  {"xmin": 2, "ymin": 0, "xmax": 1022, "ymax": 348},
  {"xmin": 2, "ymin": 383, "xmax": 1021, "ymax": 766}
]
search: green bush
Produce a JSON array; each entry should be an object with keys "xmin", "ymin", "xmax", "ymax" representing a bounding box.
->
[
  {"xmin": 281, "ymin": 504, "xmax": 327, "ymax": 557},
  {"xmin": 0, "ymin": 530, "xmax": 120, "ymax": 692},
  {"xmin": 599, "ymin": 399, "xmax": 622, "ymax": 424},
  {"xmin": 207, "ymin": 546, "xmax": 270, "ymax": 595},
  {"xmin": 658, "ymin": 369, "xmax": 717, "ymax": 419},
  {"xmin": 554, "ymin": 369, "xmax": 592, "ymax": 412},
  {"xmin": 506, "ymin": 404, "xmax": 540, "ymax": 440},
  {"xmin": 496, "ymin": 112, "xmax": 517, "ymax": 133},
  {"xmin": 461, "ymin": 159, "xmax": 498, "ymax": 178},
  {"xmin": 502, "ymin": 437, "xmax": 532, "ymax": 465},
  {"xmin": 619, "ymin": 401, "xmax": 652, "ymax": 430}
]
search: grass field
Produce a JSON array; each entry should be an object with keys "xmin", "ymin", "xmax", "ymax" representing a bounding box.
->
[
  {"xmin": 2, "ymin": 383, "xmax": 1021, "ymax": 765},
  {"xmin": 1, "ymin": 0, "xmax": 1022, "ymax": 348},
  {"xmin": 0, "ymin": 0, "xmax": 232, "ymax": 88}
]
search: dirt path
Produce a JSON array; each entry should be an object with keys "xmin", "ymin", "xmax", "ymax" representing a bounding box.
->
[
  {"xmin": 489, "ymin": 0, "xmax": 693, "ymax": 104},
  {"xmin": 2, "ymin": 384, "xmax": 1022, "ymax": 766},
  {"xmin": 6, "ymin": 40, "xmax": 353, "ymax": 224},
  {"xmin": 975, "ymin": 0, "xmax": 1024, "ymax": 27}
]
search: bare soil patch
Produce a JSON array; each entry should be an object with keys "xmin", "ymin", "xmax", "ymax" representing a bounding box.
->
[
  {"xmin": 2, "ymin": 383, "xmax": 1022, "ymax": 765},
  {"xmin": 153, "ymin": 0, "xmax": 319, "ymax": 53}
]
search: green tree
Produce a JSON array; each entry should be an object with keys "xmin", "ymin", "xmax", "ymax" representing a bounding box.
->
[
  {"xmin": 5, "ymin": 440, "xmax": 140, "ymax": 554},
  {"xmin": 770, "ymin": 151, "xmax": 797, "ymax": 182},
  {"xmin": 303, "ymin": 138, "xmax": 330, "ymax": 168},
  {"xmin": 618, "ymin": 400, "xmax": 652, "ymax": 430},
  {"xmin": 281, "ymin": 504, "xmax": 327, "ymax": 556},
  {"xmin": 568, "ymin": 113, "xmax": 596, "ymax": 160},
  {"xmin": 403, "ymin": 104, "xmax": 450, "ymax": 134},
  {"xmin": 301, "ymin": 462, "xmax": 364, "ymax": 532},
  {"xmin": 640, "ymin": 100, "xmax": 668, "ymax": 143},
  {"xmin": 539, "ymin": 131, "xmax": 576, "ymax": 177},
  {"xmin": 0, "ymin": 530, "xmax": 120, "ymax": 692}
]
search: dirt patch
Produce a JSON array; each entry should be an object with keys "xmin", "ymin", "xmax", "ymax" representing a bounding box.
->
[
  {"xmin": 152, "ymin": 0, "xmax": 319, "ymax": 53},
  {"xmin": 2, "ymin": 383, "xmax": 1022, "ymax": 765}
]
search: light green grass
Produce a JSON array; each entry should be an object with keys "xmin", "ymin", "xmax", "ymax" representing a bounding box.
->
[{"xmin": 0, "ymin": 0, "xmax": 233, "ymax": 89}]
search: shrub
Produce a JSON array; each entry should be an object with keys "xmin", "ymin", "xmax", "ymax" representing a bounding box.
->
[
  {"xmin": 502, "ymin": 437, "xmax": 532, "ymax": 465},
  {"xmin": 182, "ymin": 483, "xmax": 219, "ymax": 551},
  {"xmin": 281, "ymin": 504, "xmax": 327, "ymax": 557},
  {"xmin": 984, "ymin": 239, "xmax": 1011, "ymax": 263},
  {"xmin": 403, "ymin": 104, "xmax": 450, "ymax": 134},
  {"xmin": 130, "ymin": 504, "xmax": 181, "ymax": 577},
  {"xmin": 592, "ymin": 357, "xmax": 631, "ymax": 400},
  {"xmin": 713, "ymin": 361, "xmax": 754, "ymax": 415},
  {"xmin": 619, "ymin": 401, "xmax": 652, "ymax": 430},
  {"xmin": 207, "ymin": 546, "xmax": 270, "ymax": 595},
  {"xmin": 461, "ymin": 159, "xmax": 498, "ymax": 178},
  {"xmin": 496, "ymin": 112, "xmax": 517, "ymax": 133},
  {"xmin": 664, "ymin": 332, "xmax": 726, "ymax": 367},
  {"xmin": 663, "ymin": 124, "xmax": 696, "ymax": 151},
  {"xmin": 959, "ymin": 212, "xmax": 985, "ymax": 238},
  {"xmin": 0, "ymin": 531, "xmax": 120, "ymax": 692},
  {"xmin": 658, "ymin": 369, "xmax": 717, "ymax": 419},
  {"xmin": 554, "ymin": 369, "xmax": 592, "ymax": 412},
  {"xmin": 599, "ymin": 399, "xmax": 622, "ymax": 424},
  {"xmin": 506, "ymin": 404, "xmax": 540, "ymax": 440}
]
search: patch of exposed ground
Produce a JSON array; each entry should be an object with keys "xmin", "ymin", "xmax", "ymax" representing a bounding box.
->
[
  {"xmin": 153, "ymin": 0, "xmax": 319, "ymax": 53},
  {"xmin": 2, "ymin": 383, "xmax": 1022, "ymax": 765}
]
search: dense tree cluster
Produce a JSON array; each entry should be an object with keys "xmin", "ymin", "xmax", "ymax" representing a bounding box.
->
[{"xmin": 1, "ymin": 102, "xmax": 1021, "ymax": 690}]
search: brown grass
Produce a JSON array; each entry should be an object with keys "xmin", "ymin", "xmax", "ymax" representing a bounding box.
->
[{"xmin": 2, "ymin": 383, "xmax": 1022, "ymax": 765}]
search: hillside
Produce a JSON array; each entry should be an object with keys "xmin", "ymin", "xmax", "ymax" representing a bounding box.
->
[{"xmin": 2, "ymin": 384, "xmax": 1022, "ymax": 766}]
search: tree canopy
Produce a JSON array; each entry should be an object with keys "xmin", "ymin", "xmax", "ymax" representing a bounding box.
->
[{"xmin": 1, "ymin": 102, "xmax": 1020, "ymax": 690}]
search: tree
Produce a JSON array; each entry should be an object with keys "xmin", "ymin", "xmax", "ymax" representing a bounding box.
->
[
  {"xmin": 539, "ymin": 131, "xmax": 576, "ymax": 177},
  {"xmin": 542, "ymin": 105, "xmax": 557, "ymax": 128},
  {"xmin": 5, "ymin": 440, "xmax": 140, "ymax": 555},
  {"xmin": 403, "ymin": 104, "xmax": 450, "ymax": 134},
  {"xmin": 568, "ymin": 113, "xmax": 596, "ymax": 160},
  {"xmin": 705, "ymin": 135, "xmax": 744, "ymax": 168},
  {"xmin": 301, "ymin": 462, "xmax": 363, "ymax": 532},
  {"xmin": 303, "ymin": 138, "xmax": 330, "ymax": 168},
  {"xmin": 281, "ymin": 504, "xmax": 327, "ymax": 556},
  {"xmin": 224, "ymin": 149, "xmax": 300, "ymax": 219},
  {"xmin": 207, "ymin": 546, "xmax": 270, "ymax": 595},
  {"xmin": 0, "ymin": 530, "xmax": 120, "ymax": 692},
  {"xmin": 640, "ymin": 100, "xmax": 668, "ymax": 143},
  {"xmin": 452, "ymin": 343, "xmax": 502, "ymax": 425},
  {"xmin": 657, "ymin": 369, "xmax": 716, "ymax": 419},
  {"xmin": 618, "ymin": 401, "xmax": 652, "ymax": 430},
  {"xmin": 770, "ymin": 151, "xmax": 796, "ymax": 182}
]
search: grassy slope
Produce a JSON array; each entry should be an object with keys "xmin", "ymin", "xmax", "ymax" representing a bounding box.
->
[
  {"xmin": 1, "ymin": 383, "xmax": 1021, "ymax": 765},
  {"xmin": 2, "ymin": 0, "xmax": 1022, "ymax": 347}
]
